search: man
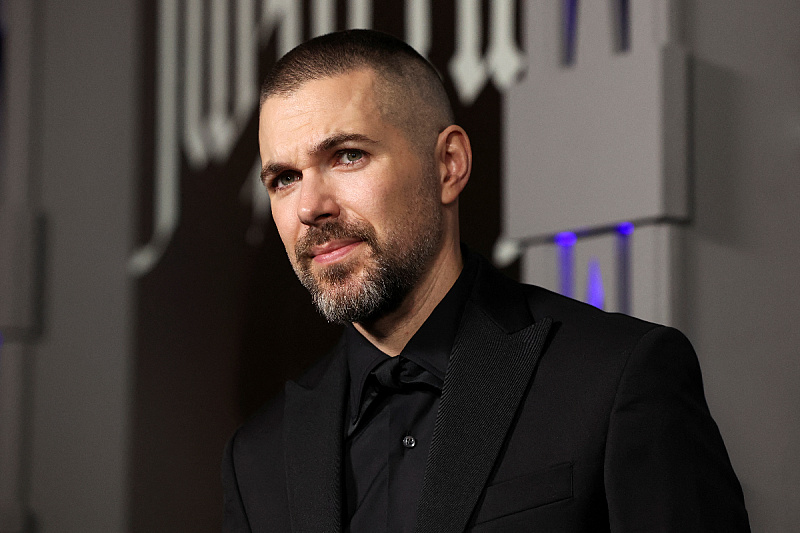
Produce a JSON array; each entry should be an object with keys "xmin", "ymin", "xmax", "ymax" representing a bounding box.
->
[{"xmin": 223, "ymin": 29, "xmax": 749, "ymax": 532}]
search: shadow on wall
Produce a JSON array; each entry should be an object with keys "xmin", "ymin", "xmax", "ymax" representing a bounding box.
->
[{"xmin": 691, "ymin": 59, "xmax": 744, "ymax": 248}]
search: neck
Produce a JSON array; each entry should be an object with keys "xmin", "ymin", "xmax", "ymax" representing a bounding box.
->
[{"xmin": 354, "ymin": 240, "xmax": 463, "ymax": 356}]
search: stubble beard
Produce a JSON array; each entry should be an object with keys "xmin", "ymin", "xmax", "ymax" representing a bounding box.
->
[{"xmin": 291, "ymin": 181, "xmax": 442, "ymax": 325}]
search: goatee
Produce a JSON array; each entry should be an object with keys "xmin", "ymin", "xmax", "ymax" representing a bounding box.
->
[{"xmin": 292, "ymin": 217, "xmax": 440, "ymax": 324}]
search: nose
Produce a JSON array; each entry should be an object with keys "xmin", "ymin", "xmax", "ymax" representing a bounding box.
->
[{"xmin": 296, "ymin": 171, "xmax": 340, "ymax": 226}]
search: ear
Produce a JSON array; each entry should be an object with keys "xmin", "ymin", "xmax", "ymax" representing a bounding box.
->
[{"xmin": 435, "ymin": 125, "xmax": 472, "ymax": 205}]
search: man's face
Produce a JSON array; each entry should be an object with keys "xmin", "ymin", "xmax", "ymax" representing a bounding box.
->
[{"xmin": 258, "ymin": 70, "xmax": 444, "ymax": 323}]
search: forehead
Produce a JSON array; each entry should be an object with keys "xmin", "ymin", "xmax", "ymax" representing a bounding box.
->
[{"xmin": 258, "ymin": 70, "xmax": 389, "ymax": 157}]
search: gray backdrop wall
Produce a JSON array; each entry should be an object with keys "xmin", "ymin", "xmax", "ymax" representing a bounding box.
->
[{"xmin": 1, "ymin": 1, "xmax": 798, "ymax": 532}]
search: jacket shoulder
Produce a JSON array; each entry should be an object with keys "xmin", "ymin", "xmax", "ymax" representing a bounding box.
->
[
  {"xmin": 521, "ymin": 282, "xmax": 661, "ymax": 344},
  {"xmin": 232, "ymin": 335, "xmax": 345, "ymax": 451},
  {"xmin": 472, "ymin": 250, "xmax": 659, "ymax": 345},
  {"xmin": 223, "ymin": 340, "xmax": 346, "ymax": 531},
  {"xmin": 223, "ymin": 387, "xmax": 289, "ymax": 532}
]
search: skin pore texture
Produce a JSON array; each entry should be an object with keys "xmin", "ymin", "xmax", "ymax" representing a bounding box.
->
[{"xmin": 259, "ymin": 68, "xmax": 471, "ymax": 355}]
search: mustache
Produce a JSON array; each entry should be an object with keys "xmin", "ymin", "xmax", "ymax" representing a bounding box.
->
[{"xmin": 295, "ymin": 221, "xmax": 378, "ymax": 262}]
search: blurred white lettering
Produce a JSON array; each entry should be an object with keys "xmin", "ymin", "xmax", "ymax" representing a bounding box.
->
[{"xmin": 131, "ymin": 0, "xmax": 520, "ymax": 275}]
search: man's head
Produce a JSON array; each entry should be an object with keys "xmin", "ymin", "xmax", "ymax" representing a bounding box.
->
[
  {"xmin": 258, "ymin": 30, "xmax": 471, "ymax": 326},
  {"xmin": 261, "ymin": 29, "xmax": 454, "ymax": 154}
]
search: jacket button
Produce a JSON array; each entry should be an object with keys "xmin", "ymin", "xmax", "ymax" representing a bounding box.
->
[{"xmin": 402, "ymin": 435, "xmax": 416, "ymax": 448}]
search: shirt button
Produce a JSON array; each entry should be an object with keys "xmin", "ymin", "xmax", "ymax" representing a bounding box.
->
[{"xmin": 402, "ymin": 435, "xmax": 416, "ymax": 448}]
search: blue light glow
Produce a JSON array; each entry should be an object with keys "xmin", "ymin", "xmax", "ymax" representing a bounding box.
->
[
  {"xmin": 616, "ymin": 221, "xmax": 634, "ymax": 236},
  {"xmin": 562, "ymin": 0, "xmax": 579, "ymax": 66},
  {"xmin": 615, "ymin": 224, "xmax": 632, "ymax": 315},
  {"xmin": 554, "ymin": 231, "xmax": 578, "ymax": 247},
  {"xmin": 556, "ymin": 231, "xmax": 577, "ymax": 298},
  {"xmin": 586, "ymin": 258, "xmax": 605, "ymax": 310}
]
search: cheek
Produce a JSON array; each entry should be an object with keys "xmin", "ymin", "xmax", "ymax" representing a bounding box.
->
[
  {"xmin": 349, "ymin": 170, "xmax": 417, "ymax": 220},
  {"xmin": 271, "ymin": 203, "xmax": 299, "ymax": 253},
  {"xmin": 381, "ymin": 179, "xmax": 425, "ymax": 221}
]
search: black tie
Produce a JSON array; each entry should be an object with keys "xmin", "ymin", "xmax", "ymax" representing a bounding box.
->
[{"xmin": 349, "ymin": 356, "xmax": 443, "ymax": 436}]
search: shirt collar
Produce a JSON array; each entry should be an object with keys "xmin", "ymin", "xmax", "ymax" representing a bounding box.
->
[{"xmin": 345, "ymin": 251, "xmax": 479, "ymax": 423}]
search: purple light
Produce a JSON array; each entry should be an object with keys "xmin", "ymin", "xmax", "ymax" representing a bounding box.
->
[
  {"xmin": 562, "ymin": 0, "xmax": 579, "ymax": 66},
  {"xmin": 586, "ymin": 258, "xmax": 605, "ymax": 310},
  {"xmin": 556, "ymin": 231, "xmax": 577, "ymax": 298},
  {"xmin": 554, "ymin": 231, "xmax": 578, "ymax": 247},
  {"xmin": 616, "ymin": 221, "xmax": 634, "ymax": 236}
]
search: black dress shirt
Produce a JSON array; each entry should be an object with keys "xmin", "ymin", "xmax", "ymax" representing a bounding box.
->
[{"xmin": 344, "ymin": 255, "xmax": 478, "ymax": 533}]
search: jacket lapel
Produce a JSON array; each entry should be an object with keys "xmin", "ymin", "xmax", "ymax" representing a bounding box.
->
[
  {"xmin": 416, "ymin": 260, "xmax": 553, "ymax": 533},
  {"xmin": 284, "ymin": 348, "xmax": 348, "ymax": 533}
]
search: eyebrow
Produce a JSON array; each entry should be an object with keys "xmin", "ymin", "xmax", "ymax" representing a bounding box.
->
[
  {"xmin": 313, "ymin": 132, "xmax": 378, "ymax": 154},
  {"xmin": 260, "ymin": 132, "xmax": 379, "ymax": 184}
]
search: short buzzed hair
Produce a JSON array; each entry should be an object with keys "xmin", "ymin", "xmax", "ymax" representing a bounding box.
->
[{"xmin": 260, "ymin": 29, "xmax": 454, "ymax": 151}]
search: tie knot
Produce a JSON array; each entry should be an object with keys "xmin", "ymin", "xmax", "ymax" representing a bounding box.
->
[
  {"xmin": 371, "ymin": 356, "xmax": 442, "ymax": 391},
  {"xmin": 349, "ymin": 356, "xmax": 444, "ymax": 437}
]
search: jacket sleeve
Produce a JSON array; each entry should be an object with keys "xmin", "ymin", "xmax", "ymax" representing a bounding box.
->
[
  {"xmin": 222, "ymin": 429, "xmax": 253, "ymax": 533},
  {"xmin": 604, "ymin": 326, "xmax": 750, "ymax": 532}
]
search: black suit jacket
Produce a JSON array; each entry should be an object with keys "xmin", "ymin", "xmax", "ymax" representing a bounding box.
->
[{"xmin": 222, "ymin": 256, "xmax": 749, "ymax": 532}]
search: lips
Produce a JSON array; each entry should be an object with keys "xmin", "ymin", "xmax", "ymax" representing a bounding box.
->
[
  {"xmin": 309, "ymin": 239, "xmax": 363, "ymax": 264},
  {"xmin": 295, "ymin": 221, "xmax": 376, "ymax": 268}
]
